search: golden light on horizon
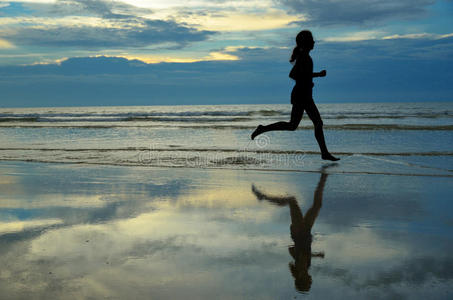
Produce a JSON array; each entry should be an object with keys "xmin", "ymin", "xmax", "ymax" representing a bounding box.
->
[
  {"xmin": 0, "ymin": 38, "xmax": 14, "ymax": 49},
  {"xmin": 116, "ymin": 51, "xmax": 240, "ymax": 64},
  {"xmin": 178, "ymin": 10, "xmax": 301, "ymax": 32}
]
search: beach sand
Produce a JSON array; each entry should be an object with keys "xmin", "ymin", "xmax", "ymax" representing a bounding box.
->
[{"xmin": 0, "ymin": 161, "xmax": 452, "ymax": 299}]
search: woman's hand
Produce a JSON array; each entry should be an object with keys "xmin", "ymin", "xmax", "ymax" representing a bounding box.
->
[{"xmin": 313, "ymin": 70, "xmax": 327, "ymax": 77}]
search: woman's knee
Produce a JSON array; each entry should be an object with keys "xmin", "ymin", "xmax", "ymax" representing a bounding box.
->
[{"xmin": 289, "ymin": 122, "xmax": 299, "ymax": 131}]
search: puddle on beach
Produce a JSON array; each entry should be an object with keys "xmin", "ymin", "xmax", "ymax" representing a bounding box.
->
[{"xmin": 0, "ymin": 162, "xmax": 452, "ymax": 299}]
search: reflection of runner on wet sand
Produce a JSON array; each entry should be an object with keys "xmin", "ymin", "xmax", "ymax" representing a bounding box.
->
[{"xmin": 251, "ymin": 172, "xmax": 328, "ymax": 292}]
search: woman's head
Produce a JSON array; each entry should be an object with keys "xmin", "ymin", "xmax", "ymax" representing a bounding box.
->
[
  {"xmin": 290, "ymin": 30, "xmax": 314, "ymax": 63},
  {"xmin": 296, "ymin": 30, "xmax": 314, "ymax": 50}
]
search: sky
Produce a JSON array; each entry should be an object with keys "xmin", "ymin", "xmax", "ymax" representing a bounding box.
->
[{"xmin": 0, "ymin": 0, "xmax": 453, "ymax": 107}]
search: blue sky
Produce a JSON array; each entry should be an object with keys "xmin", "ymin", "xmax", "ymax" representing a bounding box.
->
[{"xmin": 0, "ymin": 0, "xmax": 452, "ymax": 107}]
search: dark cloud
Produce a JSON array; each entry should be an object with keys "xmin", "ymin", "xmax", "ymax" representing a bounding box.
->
[
  {"xmin": 0, "ymin": 36, "xmax": 452, "ymax": 107},
  {"xmin": 278, "ymin": 0, "xmax": 436, "ymax": 26},
  {"xmin": 21, "ymin": 0, "xmax": 154, "ymax": 19},
  {"xmin": 339, "ymin": 35, "xmax": 453, "ymax": 60},
  {"xmin": 7, "ymin": 20, "xmax": 214, "ymax": 49},
  {"xmin": 52, "ymin": 0, "xmax": 153, "ymax": 19},
  {"xmin": 3, "ymin": 0, "xmax": 214, "ymax": 49}
]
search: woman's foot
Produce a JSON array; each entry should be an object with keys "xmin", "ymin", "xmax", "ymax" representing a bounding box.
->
[
  {"xmin": 251, "ymin": 125, "xmax": 264, "ymax": 140},
  {"xmin": 321, "ymin": 152, "xmax": 340, "ymax": 161}
]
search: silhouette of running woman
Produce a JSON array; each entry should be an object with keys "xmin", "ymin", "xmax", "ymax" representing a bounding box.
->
[
  {"xmin": 251, "ymin": 30, "xmax": 339, "ymax": 161},
  {"xmin": 251, "ymin": 172, "xmax": 328, "ymax": 292}
]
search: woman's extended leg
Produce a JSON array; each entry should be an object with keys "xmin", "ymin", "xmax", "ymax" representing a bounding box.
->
[
  {"xmin": 305, "ymin": 101, "xmax": 339, "ymax": 161},
  {"xmin": 251, "ymin": 104, "xmax": 303, "ymax": 140}
]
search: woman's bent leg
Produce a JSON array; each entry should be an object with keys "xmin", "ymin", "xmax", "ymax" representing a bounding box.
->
[{"xmin": 251, "ymin": 105, "xmax": 303, "ymax": 140}]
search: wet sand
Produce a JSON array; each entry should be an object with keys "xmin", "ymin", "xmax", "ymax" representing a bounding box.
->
[{"xmin": 0, "ymin": 161, "xmax": 452, "ymax": 299}]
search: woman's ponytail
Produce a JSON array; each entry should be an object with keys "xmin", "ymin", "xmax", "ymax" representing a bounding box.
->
[{"xmin": 290, "ymin": 46, "xmax": 299, "ymax": 63}]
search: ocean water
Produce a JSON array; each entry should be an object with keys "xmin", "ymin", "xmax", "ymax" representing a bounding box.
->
[{"xmin": 1, "ymin": 102, "xmax": 452, "ymax": 176}]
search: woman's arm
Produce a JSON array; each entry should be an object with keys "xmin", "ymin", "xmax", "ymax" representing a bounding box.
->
[{"xmin": 313, "ymin": 70, "xmax": 326, "ymax": 78}]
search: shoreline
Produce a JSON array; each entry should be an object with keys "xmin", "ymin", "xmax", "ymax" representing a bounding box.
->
[{"xmin": 0, "ymin": 154, "xmax": 452, "ymax": 178}]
